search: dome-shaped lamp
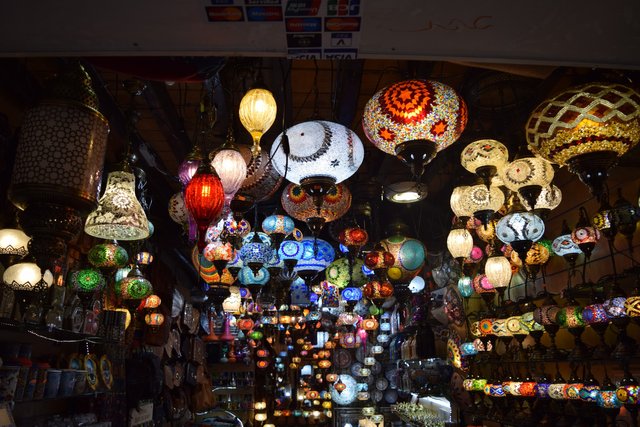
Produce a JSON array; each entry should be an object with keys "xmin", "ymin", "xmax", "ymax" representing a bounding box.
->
[
  {"xmin": 84, "ymin": 166, "xmax": 150, "ymax": 241},
  {"xmin": 3, "ymin": 258, "xmax": 54, "ymax": 318},
  {"xmin": 178, "ymin": 146, "xmax": 203, "ymax": 187},
  {"xmin": 0, "ymin": 228, "xmax": 30, "ymax": 266},
  {"xmin": 203, "ymin": 240, "xmax": 235, "ymax": 272},
  {"xmin": 88, "ymin": 242, "xmax": 129, "ymax": 270},
  {"xmin": 485, "ymin": 254, "xmax": 512, "ymax": 301},
  {"xmin": 119, "ymin": 264, "xmax": 153, "ymax": 304},
  {"xmin": 500, "ymin": 156, "xmax": 554, "ymax": 211},
  {"xmin": 210, "ymin": 127, "xmax": 248, "ymax": 207},
  {"xmin": 338, "ymin": 226, "xmax": 369, "ymax": 255},
  {"xmin": 239, "ymin": 86, "xmax": 277, "ymax": 157},
  {"xmin": 571, "ymin": 207, "xmax": 601, "ymax": 261},
  {"xmin": 363, "ymin": 79, "xmax": 467, "ymax": 178},
  {"xmin": 184, "ymin": 163, "xmax": 225, "ymax": 251},
  {"xmin": 293, "ymin": 237, "xmax": 336, "ymax": 282},
  {"xmin": 447, "ymin": 227, "xmax": 473, "ymax": 260},
  {"xmin": 363, "ymin": 243, "xmax": 395, "ymax": 279},
  {"xmin": 552, "ymin": 220, "xmax": 583, "ymax": 269},
  {"xmin": 526, "ymin": 82, "xmax": 640, "ymax": 200},
  {"xmin": 281, "ymin": 183, "xmax": 351, "ymax": 236},
  {"xmin": 519, "ymin": 184, "xmax": 562, "ymax": 219},
  {"xmin": 496, "ymin": 195, "xmax": 545, "ymax": 261},
  {"xmin": 463, "ymin": 184, "xmax": 505, "ymax": 226},
  {"xmin": 262, "ymin": 213, "xmax": 295, "ymax": 249},
  {"xmin": 278, "ymin": 237, "xmax": 305, "ymax": 272},
  {"xmin": 461, "ymin": 139, "xmax": 509, "ymax": 188},
  {"xmin": 270, "ymin": 121, "xmax": 364, "ymax": 217},
  {"xmin": 69, "ymin": 268, "xmax": 106, "ymax": 308},
  {"xmin": 450, "ymin": 185, "xmax": 473, "ymax": 221},
  {"xmin": 239, "ymin": 232, "xmax": 274, "ymax": 275}
]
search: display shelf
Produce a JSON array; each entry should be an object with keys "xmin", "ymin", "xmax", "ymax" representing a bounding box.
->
[{"xmin": 0, "ymin": 318, "xmax": 106, "ymax": 343}]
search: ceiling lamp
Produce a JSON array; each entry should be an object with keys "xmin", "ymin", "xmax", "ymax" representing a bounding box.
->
[
  {"xmin": 270, "ymin": 120, "xmax": 364, "ymax": 215},
  {"xmin": 325, "ymin": 258, "xmax": 367, "ymax": 289},
  {"xmin": 84, "ymin": 166, "xmax": 150, "ymax": 241},
  {"xmin": 363, "ymin": 79, "xmax": 467, "ymax": 178},
  {"xmin": 119, "ymin": 264, "xmax": 153, "ymax": 301},
  {"xmin": 496, "ymin": 195, "xmax": 545, "ymax": 261},
  {"xmin": 238, "ymin": 266, "xmax": 270, "ymax": 288},
  {"xmin": 363, "ymin": 244, "xmax": 395, "ymax": 278},
  {"xmin": 462, "ymin": 184, "xmax": 505, "ymax": 226},
  {"xmin": 167, "ymin": 192, "xmax": 190, "ymax": 228},
  {"xmin": 278, "ymin": 238, "xmax": 305, "ymax": 272},
  {"xmin": 500, "ymin": 156, "xmax": 554, "ymax": 211},
  {"xmin": 293, "ymin": 237, "xmax": 336, "ymax": 282},
  {"xmin": 571, "ymin": 207, "xmax": 601, "ymax": 260},
  {"xmin": 177, "ymin": 146, "xmax": 202, "ymax": 187},
  {"xmin": 338, "ymin": 226, "xmax": 369, "ymax": 255},
  {"xmin": 239, "ymin": 86, "xmax": 277, "ymax": 157},
  {"xmin": 552, "ymin": 220, "xmax": 583, "ymax": 268},
  {"xmin": 461, "ymin": 139, "xmax": 509, "ymax": 188},
  {"xmin": 281, "ymin": 183, "xmax": 352, "ymax": 235},
  {"xmin": 262, "ymin": 213, "xmax": 295, "ymax": 249},
  {"xmin": 87, "ymin": 242, "xmax": 129, "ymax": 269},
  {"xmin": 210, "ymin": 128, "xmax": 248, "ymax": 207},
  {"xmin": 237, "ymin": 144, "xmax": 284, "ymax": 205},
  {"xmin": 384, "ymin": 181, "xmax": 428, "ymax": 204},
  {"xmin": 3, "ymin": 259, "xmax": 53, "ymax": 314},
  {"xmin": 69, "ymin": 268, "xmax": 106, "ymax": 293},
  {"xmin": 203, "ymin": 240, "xmax": 235, "ymax": 272},
  {"xmin": 0, "ymin": 228, "xmax": 30, "ymax": 265},
  {"xmin": 183, "ymin": 163, "xmax": 224, "ymax": 251},
  {"xmin": 447, "ymin": 228, "xmax": 473, "ymax": 260},
  {"xmin": 519, "ymin": 184, "xmax": 562, "ymax": 218},
  {"xmin": 239, "ymin": 232, "xmax": 274, "ymax": 274},
  {"xmin": 380, "ymin": 234, "xmax": 426, "ymax": 284},
  {"xmin": 450, "ymin": 185, "xmax": 473, "ymax": 221},
  {"xmin": 526, "ymin": 82, "xmax": 640, "ymax": 200},
  {"xmin": 484, "ymin": 255, "xmax": 512, "ymax": 289}
]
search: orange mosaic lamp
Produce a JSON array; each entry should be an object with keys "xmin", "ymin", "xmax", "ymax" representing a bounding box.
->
[{"xmin": 363, "ymin": 79, "xmax": 467, "ymax": 177}]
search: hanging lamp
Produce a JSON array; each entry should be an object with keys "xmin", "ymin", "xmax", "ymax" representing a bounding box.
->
[
  {"xmin": 210, "ymin": 123, "xmax": 248, "ymax": 208},
  {"xmin": 500, "ymin": 155, "xmax": 554, "ymax": 211},
  {"xmin": 496, "ymin": 194, "xmax": 545, "ymax": 261},
  {"xmin": 184, "ymin": 162, "xmax": 225, "ymax": 251},
  {"xmin": 461, "ymin": 139, "xmax": 509, "ymax": 188},
  {"xmin": 239, "ymin": 77, "xmax": 278, "ymax": 158}
]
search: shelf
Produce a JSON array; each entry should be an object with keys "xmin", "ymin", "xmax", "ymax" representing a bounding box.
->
[
  {"xmin": 212, "ymin": 387, "xmax": 254, "ymax": 395},
  {"xmin": 0, "ymin": 319, "xmax": 107, "ymax": 343}
]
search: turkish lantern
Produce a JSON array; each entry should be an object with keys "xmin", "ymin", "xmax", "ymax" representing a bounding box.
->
[{"xmin": 184, "ymin": 163, "xmax": 224, "ymax": 251}]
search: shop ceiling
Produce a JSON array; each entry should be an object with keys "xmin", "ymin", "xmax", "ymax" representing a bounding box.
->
[{"xmin": 0, "ymin": 0, "xmax": 639, "ymax": 266}]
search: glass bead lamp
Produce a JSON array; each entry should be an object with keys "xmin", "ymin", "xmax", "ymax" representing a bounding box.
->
[
  {"xmin": 484, "ymin": 255, "xmax": 512, "ymax": 289},
  {"xmin": 84, "ymin": 169, "xmax": 150, "ymax": 241},
  {"xmin": 262, "ymin": 213, "xmax": 295, "ymax": 248},
  {"xmin": 293, "ymin": 237, "xmax": 336, "ymax": 280},
  {"xmin": 363, "ymin": 79, "xmax": 467, "ymax": 178},
  {"xmin": 88, "ymin": 242, "xmax": 129, "ymax": 269},
  {"xmin": 211, "ymin": 143, "xmax": 248, "ymax": 207},
  {"xmin": 496, "ymin": 197, "xmax": 545, "ymax": 261},
  {"xmin": 462, "ymin": 184, "xmax": 505, "ymax": 225},
  {"xmin": 450, "ymin": 185, "xmax": 472, "ymax": 220},
  {"xmin": 447, "ymin": 227, "xmax": 473, "ymax": 259},
  {"xmin": 270, "ymin": 121, "xmax": 364, "ymax": 212},
  {"xmin": 119, "ymin": 264, "xmax": 153, "ymax": 300},
  {"xmin": 380, "ymin": 234, "xmax": 426, "ymax": 284},
  {"xmin": 526, "ymin": 82, "xmax": 640, "ymax": 199},
  {"xmin": 3, "ymin": 259, "xmax": 53, "ymax": 316},
  {"xmin": 239, "ymin": 232, "xmax": 273, "ymax": 274},
  {"xmin": 363, "ymin": 244, "xmax": 395, "ymax": 278},
  {"xmin": 183, "ymin": 163, "xmax": 225, "ymax": 251},
  {"xmin": 500, "ymin": 156, "xmax": 554, "ymax": 210},
  {"xmin": 461, "ymin": 139, "xmax": 509, "ymax": 188},
  {"xmin": 239, "ymin": 87, "xmax": 277, "ymax": 157}
]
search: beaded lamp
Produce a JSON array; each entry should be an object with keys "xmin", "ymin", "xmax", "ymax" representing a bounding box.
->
[
  {"xmin": 500, "ymin": 156, "xmax": 554, "ymax": 211},
  {"xmin": 87, "ymin": 242, "xmax": 129, "ymax": 269},
  {"xmin": 281, "ymin": 183, "xmax": 352, "ymax": 235},
  {"xmin": 462, "ymin": 185, "xmax": 505, "ymax": 225}
]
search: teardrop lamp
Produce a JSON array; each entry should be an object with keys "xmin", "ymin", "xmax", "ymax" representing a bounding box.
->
[
  {"xmin": 526, "ymin": 82, "xmax": 640, "ymax": 200},
  {"xmin": 210, "ymin": 125, "xmax": 248, "ymax": 207},
  {"xmin": 363, "ymin": 79, "xmax": 467, "ymax": 178},
  {"xmin": 239, "ymin": 84, "xmax": 277, "ymax": 158},
  {"xmin": 184, "ymin": 163, "xmax": 224, "ymax": 251}
]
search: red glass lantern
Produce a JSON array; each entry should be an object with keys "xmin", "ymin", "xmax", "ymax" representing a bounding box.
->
[
  {"xmin": 364, "ymin": 245, "xmax": 395, "ymax": 273},
  {"xmin": 256, "ymin": 360, "xmax": 270, "ymax": 369},
  {"xmin": 184, "ymin": 164, "xmax": 224, "ymax": 251},
  {"xmin": 339, "ymin": 227, "xmax": 369, "ymax": 250},
  {"xmin": 363, "ymin": 280, "xmax": 394, "ymax": 300}
]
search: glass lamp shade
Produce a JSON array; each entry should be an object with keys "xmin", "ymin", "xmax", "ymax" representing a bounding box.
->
[
  {"xmin": 184, "ymin": 165, "xmax": 224, "ymax": 250},
  {"xmin": 362, "ymin": 79, "xmax": 467, "ymax": 155},
  {"xmin": 3, "ymin": 262, "xmax": 52, "ymax": 291},
  {"xmin": 203, "ymin": 241, "xmax": 235, "ymax": 263},
  {"xmin": 238, "ymin": 266, "xmax": 270, "ymax": 286},
  {"xmin": 145, "ymin": 312, "xmax": 165, "ymax": 327},
  {"xmin": 0, "ymin": 228, "xmax": 30, "ymax": 257},
  {"xmin": 294, "ymin": 237, "xmax": 336, "ymax": 273},
  {"xmin": 363, "ymin": 247, "xmax": 395, "ymax": 271},
  {"xmin": 325, "ymin": 258, "xmax": 367, "ymax": 289},
  {"xmin": 552, "ymin": 233, "xmax": 582, "ymax": 257},
  {"xmin": 341, "ymin": 287, "xmax": 362, "ymax": 302},
  {"xmin": 362, "ymin": 280, "xmax": 394, "ymax": 300},
  {"xmin": 526, "ymin": 82, "xmax": 640, "ymax": 166},
  {"xmin": 409, "ymin": 275, "xmax": 426, "ymax": 293},
  {"xmin": 447, "ymin": 228, "xmax": 473, "ymax": 259},
  {"xmin": 119, "ymin": 266, "xmax": 153, "ymax": 300},
  {"xmin": 603, "ymin": 297, "xmax": 627, "ymax": 319},
  {"xmin": 69, "ymin": 269, "xmax": 106, "ymax": 292},
  {"xmin": 239, "ymin": 87, "xmax": 277, "ymax": 156},
  {"xmin": 496, "ymin": 211, "xmax": 545, "ymax": 244},
  {"xmin": 525, "ymin": 242, "xmax": 551, "ymax": 266},
  {"xmin": 380, "ymin": 235, "xmax": 426, "ymax": 284},
  {"xmin": 211, "ymin": 148, "xmax": 248, "ymax": 203},
  {"xmin": 177, "ymin": 151, "xmax": 202, "ymax": 187},
  {"xmin": 520, "ymin": 185, "xmax": 562, "ymax": 212},
  {"xmin": 115, "ymin": 266, "xmax": 132, "ymax": 285},
  {"xmin": 472, "ymin": 274, "xmax": 495, "ymax": 293},
  {"xmin": 88, "ymin": 242, "xmax": 129, "ymax": 269},
  {"xmin": 500, "ymin": 156, "xmax": 554, "ymax": 193},
  {"xmin": 222, "ymin": 286, "xmax": 242, "ymax": 313},
  {"xmin": 571, "ymin": 226, "xmax": 601, "ymax": 249},
  {"xmin": 191, "ymin": 246, "xmax": 234, "ymax": 285},
  {"xmin": 450, "ymin": 186, "xmax": 472, "ymax": 219},
  {"xmin": 463, "ymin": 185, "xmax": 505, "ymax": 220},
  {"xmin": 84, "ymin": 171, "xmax": 150, "ymax": 241},
  {"xmin": 237, "ymin": 144, "xmax": 284, "ymax": 203},
  {"xmin": 597, "ymin": 390, "xmax": 621, "ymax": 409},
  {"xmin": 278, "ymin": 239, "xmax": 305, "ymax": 262},
  {"xmin": 457, "ymin": 276, "xmax": 473, "ymax": 297},
  {"xmin": 338, "ymin": 227, "xmax": 369, "ymax": 249},
  {"xmin": 143, "ymin": 294, "xmax": 161, "ymax": 309},
  {"xmin": 271, "ymin": 120, "xmax": 364, "ymax": 185},
  {"xmin": 262, "ymin": 214, "xmax": 295, "ymax": 238},
  {"xmin": 239, "ymin": 235, "xmax": 274, "ymax": 272},
  {"xmin": 582, "ymin": 304, "xmax": 610, "ymax": 324},
  {"xmin": 556, "ymin": 306, "xmax": 585, "ymax": 328},
  {"xmin": 484, "ymin": 256, "xmax": 512, "ymax": 288},
  {"xmin": 461, "ymin": 139, "xmax": 509, "ymax": 176},
  {"xmin": 616, "ymin": 379, "xmax": 640, "ymax": 405},
  {"xmin": 281, "ymin": 183, "xmax": 352, "ymax": 224},
  {"xmin": 475, "ymin": 219, "xmax": 497, "ymax": 242}
]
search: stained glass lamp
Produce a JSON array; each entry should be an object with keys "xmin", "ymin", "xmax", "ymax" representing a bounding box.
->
[
  {"xmin": 552, "ymin": 220, "xmax": 582, "ymax": 267},
  {"xmin": 526, "ymin": 82, "xmax": 640, "ymax": 199},
  {"xmin": 119, "ymin": 265, "xmax": 153, "ymax": 300},
  {"xmin": 363, "ymin": 79, "xmax": 467, "ymax": 178},
  {"xmin": 462, "ymin": 185, "xmax": 505, "ymax": 225},
  {"xmin": 461, "ymin": 139, "xmax": 509, "ymax": 188},
  {"xmin": 457, "ymin": 276, "xmax": 473, "ymax": 298},
  {"xmin": 325, "ymin": 257, "xmax": 367, "ymax": 289},
  {"xmin": 380, "ymin": 234, "xmax": 426, "ymax": 284},
  {"xmin": 262, "ymin": 213, "xmax": 295, "ymax": 248},
  {"xmin": 278, "ymin": 238, "xmax": 305, "ymax": 271},
  {"xmin": 450, "ymin": 186, "xmax": 472, "ymax": 220},
  {"xmin": 237, "ymin": 144, "xmax": 284, "ymax": 203},
  {"xmin": 211, "ymin": 143, "xmax": 248, "ymax": 207},
  {"xmin": 496, "ymin": 197, "xmax": 545, "ymax": 261},
  {"xmin": 84, "ymin": 169, "xmax": 150, "ymax": 241},
  {"xmin": 500, "ymin": 156, "xmax": 554, "ymax": 211},
  {"xmin": 571, "ymin": 207, "xmax": 600, "ymax": 260},
  {"xmin": 203, "ymin": 240, "xmax": 235, "ymax": 271},
  {"xmin": 281, "ymin": 182, "xmax": 352, "ymax": 235},
  {"xmin": 0, "ymin": 228, "xmax": 30, "ymax": 265},
  {"xmin": 520, "ymin": 185, "xmax": 562, "ymax": 218},
  {"xmin": 447, "ymin": 228, "xmax": 473, "ymax": 260},
  {"xmin": 293, "ymin": 237, "xmax": 336, "ymax": 281},
  {"xmin": 88, "ymin": 242, "xmax": 129, "ymax": 269},
  {"xmin": 184, "ymin": 163, "xmax": 224, "ymax": 251},
  {"xmin": 239, "ymin": 86, "xmax": 277, "ymax": 157},
  {"xmin": 239, "ymin": 232, "xmax": 274, "ymax": 274},
  {"xmin": 69, "ymin": 269, "xmax": 106, "ymax": 293}
]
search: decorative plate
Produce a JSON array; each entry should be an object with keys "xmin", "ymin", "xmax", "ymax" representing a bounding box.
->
[
  {"xmin": 84, "ymin": 354, "xmax": 99, "ymax": 390},
  {"xmin": 99, "ymin": 355, "xmax": 113, "ymax": 390},
  {"xmin": 372, "ymin": 389, "xmax": 383, "ymax": 403},
  {"xmin": 375, "ymin": 377, "xmax": 389, "ymax": 391},
  {"xmin": 334, "ymin": 349, "xmax": 352, "ymax": 369},
  {"xmin": 350, "ymin": 362, "xmax": 364, "ymax": 377},
  {"xmin": 68, "ymin": 353, "xmax": 82, "ymax": 370},
  {"xmin": 371, "ymin": 360, "xmax": 383, "ymax": 375},
  {"xmin": 355, "ymin": 346, "xmax": 365, "ymax": 363}
]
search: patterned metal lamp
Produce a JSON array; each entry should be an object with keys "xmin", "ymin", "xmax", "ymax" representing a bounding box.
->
[
  {"xmin": 3, "ymin": 258, "xmax": 54, "ymax": 316},
  {"xmin": 271, "ymin": 121, "xmax": 363, "ymax": 224},
  {"xmin": 363, "ymin": 79, "xmax": 467, "ymax": 178},
  {"xmin": 9, "ymin": 63, "xmax": 109, "ymax": 269},
  {"xmin": 526, "ymin": 82, "xmax": 640, "ymax": 200},
  {"xmin": 0, "ymin": 228, "xmax": 30, "ymax": 266}
]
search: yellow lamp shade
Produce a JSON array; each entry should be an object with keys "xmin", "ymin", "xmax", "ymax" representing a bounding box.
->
[
  {"xmin": 447, "ymin": 228, "xmax": 474, "ymax": 259},
  {"xmin": 239, "ymin": 88, "xmax": 277, "ymax": 156}
]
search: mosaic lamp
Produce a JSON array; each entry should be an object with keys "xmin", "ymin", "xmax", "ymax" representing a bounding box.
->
[
  {"xmin": 363, "ymin": 79, "xmax": 467, "ymax": 178},
  {"xmin": 519, "ymin": 184, "xmax": 562, "ymax": 218},
  {"xmin": 447, "ymin": 227, "xmax": 473, "ymax": 260},
  {"xmin": 526, "ymin": 82, "xmax": 640, "ymax": 199},
  {"xmin": 262, "ymin": 213, "xmax": 295, "ymax": 249},
  {"xmin": 484, "ymin": 255, "xmax": 512, "ymax": 289},
  {"xmin": 119, "ymin": 264, "xmax": 153, "ymax": 301},
  {"xmin": 338, "ymin": 226, "xmax": 369, "ymax": 253},
  {"xmin": 69, "ymin": 268, "xmax": 106, "ymax": 308},
  {"xmin": 294, "ymin": 237, "xmax": 336, "ymax": 282},
  {"xmin": 450, "ymin": 185, "xmax": 472, "ymax": 221},
  {"xmin": 271, "ymin": 121, "xmax": 364, "ymax": 219},
  {"xmin": 84, "ymin": 165, "xmax": 150, "ymax": 241},
  {"xmin": 500, "ymin": 155, "xmax": 554, "ymax": 211},
  {"xmin": 183, "ymin": 163, "xmax": 224, "ymax": 251},
  {"xmin": 239, "ymin": 85, "xmax": 277, "ymax": 157},
  {"xmin": 278, "ymin": 237, "xmax": 305, "ymax": 271},
  {"xmin": 571, "ymin": 206, "xmax": 601, "ymax": 260},
  {"xmin": 203, "ymin": 240, "xmax": 235, "ymax": 272},
  {"xmin": 239, "ymin": 232, "xmax": 274, "ymax": 274},
  {"xmin": 460, "ymin": 139, "xmax": 509, "ymax": 188},
  {"xmin": 237, "ymin": 144, "xmax": 284, "ymax": 204},
  {"xmin": 380, "ymin": 234, "xmax": 426, "ymax": 284},
  {"xmin": 496, "ymin": 195, "xmax": 545, "ymax": 261},
  {"xmin": 462, "ymin": 184, "xmax": 505, "ymax": 226},
  {"xmin": 552, "ymin": 220, "xmax": 582, "ymax": 267},
  {"xmin": 0, "ymin": 228, "xmax": 30, "ymax": 266},
  {"xmin": 210, "ymin": 137, "xmax": 248, "ymax": 208},
  {"xmin": 281, "ymin": 183, "xmax": 352, "ymax": 235}
]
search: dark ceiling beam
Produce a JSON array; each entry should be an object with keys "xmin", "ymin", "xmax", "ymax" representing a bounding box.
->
[
  {"xmin": 142, "ymin": 80, "xmax": 192, "ymax": 162},
  {"xmin": 333, "ymin": 59, "xmax": 364, "ymax": 128}
]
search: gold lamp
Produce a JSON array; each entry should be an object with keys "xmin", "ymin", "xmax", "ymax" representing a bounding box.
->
[{"xmin": 239, "ymin": 86, "xmax": 277, "ymax": 157}]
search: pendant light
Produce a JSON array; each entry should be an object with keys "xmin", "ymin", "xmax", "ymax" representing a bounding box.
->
[
  {"xmin": 239, "ymin": 77, "xmax": 277, "ymax": 158},
  {"xmin": 519, "ymin": 184, "xmax": 562, "ymax": 218},
  {"xmin": 462, "ymin": 184, "xmax": 505, "ymax": 226},
  {"xmin": 210, "ymin": 123, "xmax": 248, "ymax": 207},
  {"xmin": 447, "ymin": 227, "xmax": 473, "ymax": 260},
  {"xmin": 177, "ymin": 145, "xmax": 203, "ymax": 187},
  {"xmin": 496, "ymin": 194, "xmax": 545, "ymax": 261},
  {"xmin": 460, "ymin": 139, "xmax": 509, "ymax": 188},
  {"xmin": 184, "ymin": 162, "xmax": 225, "ymax": 251},
  {"xmin": 500, "ymin": 155, "xmax": 554, "ymax": 211},
  {"xmin": 0, "ymin": 228, "xmax": 30, "ymax": 266}
]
